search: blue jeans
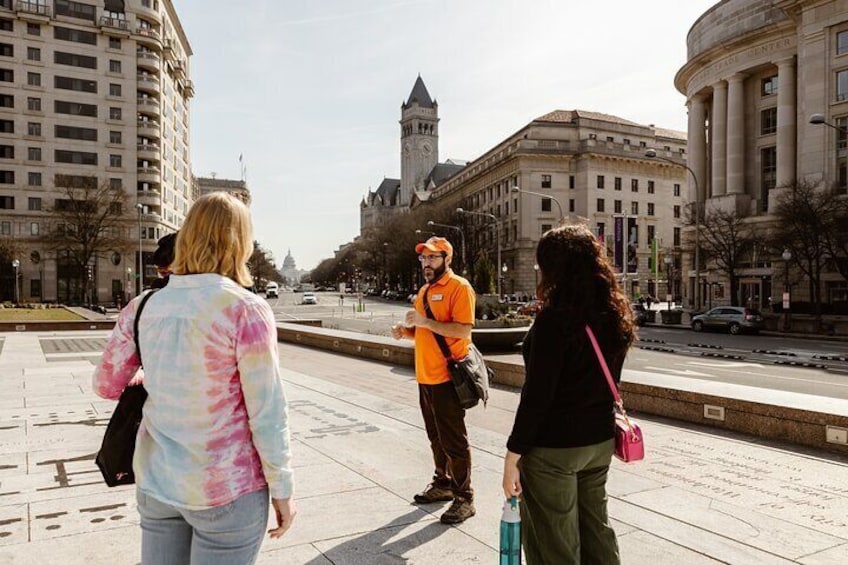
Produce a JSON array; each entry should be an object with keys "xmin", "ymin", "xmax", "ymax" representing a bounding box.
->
[{"xmin": 137, "ymin": 488, "xmax": 269, "ymax": 565}]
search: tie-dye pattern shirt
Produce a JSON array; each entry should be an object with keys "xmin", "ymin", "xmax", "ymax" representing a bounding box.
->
[{"xmin": 93, "ymin": 273, "xmax": 293, "ymax": 510}]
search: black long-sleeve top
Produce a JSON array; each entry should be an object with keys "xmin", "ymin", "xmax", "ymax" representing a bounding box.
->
[{"xmin": 506, "ymin": 308, "xmax": 627, "ymax": 454}]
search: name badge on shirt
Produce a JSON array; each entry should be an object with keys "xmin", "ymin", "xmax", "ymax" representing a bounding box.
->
[{"xmin": 431, "ymin": 294, "xmax": 444, "ymax": 301}]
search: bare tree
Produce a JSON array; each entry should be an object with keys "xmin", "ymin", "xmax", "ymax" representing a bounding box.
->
[
  {"xmin": 247, "ymin": 240, "xmax": 284, "ymax": 287},
  {"xmin": 43, "ymin": 175, "xmax": 133, "ymax": 304},
  {"xmin": 698, "ymin": 208, "xmax": 756, "ymax": 306},
  {"xmin": 771, "ymin": 179, "xmax": 848, "ymax": 320}
]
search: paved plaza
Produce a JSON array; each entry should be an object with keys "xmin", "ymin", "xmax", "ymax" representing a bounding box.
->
[{"xmin": 0, "ymin": 330, "xmax": 847, "ymax": 564}]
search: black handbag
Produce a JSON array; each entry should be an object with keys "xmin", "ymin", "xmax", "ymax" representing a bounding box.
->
[
  {"xmin": 95, "ymin": 290, "xmax": 157, "ymax": 487},
  {"xmin": 422, "ymin": 290, "xmax": 491, "ymax": 409}
]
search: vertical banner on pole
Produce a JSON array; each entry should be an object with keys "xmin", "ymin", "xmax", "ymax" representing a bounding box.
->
[
  {"xmin": 626, "ymin": 217, "xmax": 638, "ymax": 274},
  {"xmin": 613, "ymin": 217, "xmax": 624, "ymax": 272}
]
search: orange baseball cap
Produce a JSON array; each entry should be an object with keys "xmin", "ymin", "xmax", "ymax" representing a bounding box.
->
[{"xmin": 415, "ymin": 236, "xmax": 453, "ymax": 258}]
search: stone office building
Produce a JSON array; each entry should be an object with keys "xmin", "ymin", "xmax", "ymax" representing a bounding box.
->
[
  {"xmin": 676, "ymin": 0, "xmax": 848, "ymax": 309},
  {"xmin": 0, "ymin": 0, "xmax": 193, "ymax": 304}
]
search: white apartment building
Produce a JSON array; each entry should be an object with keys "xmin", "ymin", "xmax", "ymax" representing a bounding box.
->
[{"xmin": 0, "ymin": 0, "xmax": 192, "ymax": 304}]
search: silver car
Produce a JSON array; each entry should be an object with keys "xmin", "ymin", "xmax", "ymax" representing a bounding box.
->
[{"xmin": 691, "ymin": 306, "xmax": 764, "ymax": 335}]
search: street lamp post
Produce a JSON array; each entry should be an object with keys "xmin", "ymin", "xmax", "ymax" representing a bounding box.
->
[
  {"xmin": 382, "ymin": 241, "xmax": 389, "ymax": 292},
  {"xmin": 646, "ymin": 148, "xmax": 701, "ymax": 311},
  {"xmin": 782, "ymin": 248, "xmax": 792, "ymax": 331},
  {"xmin": 136, "ymin": 203, "xmax": 144, "ymax": 295},
  {"xmin": 456, "ymin": 208, "xmax": 500, "ymax": 297},
  {"xmin": 11, "ymin": 259, "xmax": 19, "ymax": 304},
  {"xmin": 533, "ymin": 263, "xmax": 539, "ymax": 294},
  {"xmin": 427, "ymin": 220, "xmax": 466, "ymax": 275},
  {"xmin": 511, "ymin": 186, "xmax": 563, "ymax": 224},
  {"xmin": 664, "ymin": 255, "xmax": 673, "ymax": 310},
  {"xmin": 501, "ymin": 263, "xmax": 508, "ymax": 299}
]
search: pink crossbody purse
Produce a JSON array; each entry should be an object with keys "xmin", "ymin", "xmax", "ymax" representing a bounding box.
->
[{"xmin": 585, "ymin": 325, "xmax": 645, "ymax": 463}]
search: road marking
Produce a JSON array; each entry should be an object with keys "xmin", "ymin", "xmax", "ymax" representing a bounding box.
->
[
  {"xmin": 686, "ymin": 361, "xmax": 765, "ymax": 369},
  {"xmin": 644, "ymin": 366, "xmax": 712, "ymax": 377}
]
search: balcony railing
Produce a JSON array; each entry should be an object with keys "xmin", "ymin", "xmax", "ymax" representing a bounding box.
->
[
  {"xmin": 135, "ymin": 27, "xmax": 161, "ymax": 40},
  {"xmin": 137, "ymin": 143, "xmax": 160, "ymax": 153},
  {"xmin": 136, "ymin": 73, "xmax": 160, "ymax": 84},
  {"xmin": 137, "ymin": 120, "xmax": 160, "ymax": 130},
  {"xmin": 100, "ymin": 16, "xmax": 129, "ymax": 30},
  {"xmin": 136, "ymin": 51, "xmax": 160, "ymax": 63},
  {"xmin": 16, "ymin": 2, "xmax": 50, "ymax": 16}
]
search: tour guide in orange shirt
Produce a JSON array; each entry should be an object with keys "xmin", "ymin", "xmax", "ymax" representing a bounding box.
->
[{"xmin": 391, "ymin": 236, "xmax": 477, "ymax": 524}]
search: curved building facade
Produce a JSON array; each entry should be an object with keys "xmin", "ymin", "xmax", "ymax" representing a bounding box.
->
[{"xmin": 676, "ymin": 0, "xmax": 848, "ymax": 309}]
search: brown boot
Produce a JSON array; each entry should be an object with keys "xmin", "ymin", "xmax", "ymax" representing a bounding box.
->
[
  {"xmin": 440, "ymin": 498, "xmax": 476, "ymax": 524},
  {"xmin": 413, "ymin": 483, "xmax": 454, "ymax": 504}
]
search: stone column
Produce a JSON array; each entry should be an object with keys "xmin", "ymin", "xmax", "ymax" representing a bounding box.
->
[
  {"xmin": 711, "ymin": 81, "xmax": 728, "ymax": 197},
  {"xmin": 776, "ymin": 57, "xmax": 797, "ymax": 187},
  {"xmin": 687, "ymin": 95, "xmax": 707, "ymax": 205},
  {"xmin": 726, "ymin": 73, "xmax": 747, "ymax": 194}
]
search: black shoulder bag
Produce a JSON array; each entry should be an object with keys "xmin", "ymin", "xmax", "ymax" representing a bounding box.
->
[
  {"xmin": 422, "ymin": 289, "xmax": 491, "ymax": 409},
  {"xmin": 95, "ymin": 289, "xmax": 158, "ymax": 487}
]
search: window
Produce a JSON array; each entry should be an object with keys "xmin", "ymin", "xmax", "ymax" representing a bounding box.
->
[
  {"xmin": 26, "ymin": 97, "xmax": 41, "ymax": 111},
  {"xmin": 109, "ymin": 107, "xmax": 121, "ymax": 120},
  {"xmin": 647, "ymin": 203, "xmax": 655, "ymax": 216},
  {"xmin": 53, "ymin": 25, "xmax": 97, "ymax": 45},
  {"xmin": 541, "ymin": 198, "xmax": 552, "ymax": 212},
  {"xmin": 0, "ymin": 144, "xmax": 10, "ymax": 158},
  {"xmin": 55, "ymin": 51, "xmax": 98, "ymax": 69},
  {"xmin": 0, "ymin": 18, "xmax": 12, "ymax": 32},
  {"xmin": 27, "ymin": 147, "xmax": 41, "ymax": 161},
  {"xmin": 674, "ymin": 205, "xmax": 681, "ymax": 218},
  {"xmin": 623, "ymin": 138, "xmax": 630, "ymax": 145},
  {"xmin": 673, "ymin": 227, "xmax": 681, "ymax": 247},
  {"xmin": 541, "ymin": 174, "xmax": 551, "ymax": 188},
  {"xmin": 0, "ymin": 195, "xmax": 14, "ymax": 208},
  {"xmin": 109, "ymin": 83, "xmax": 121, "ymax": 97},
  {"xmin": 838, "ymin": 31, "xmax": 848, "ymax": 55},
  {"xmin": 569, "ymin": 175, "xmax": 575, "ymax": 189},
  {"xmin": 597, "ymin": 222, "xmax": 605, "ymax": 240},
  {"xmin": 109, "ymin": 37, "xmax": 121, "ymax": 49},
  {"xmin": 55, "ymin": 125, "xmax": 98, "ymax": 141},
  {"xmin": 838, "ymin": 70, "xmax": 848, "ymax": 102},
  {"xmin": 55, "ymin": 150, "xmax": 98, "ymax": 165},
  {"xmin": 109, "ymin": 154, "xmax": 122, "ymax": 167},
  {"xmin": 614, "ymin": 177, "xmax": 622, "ymax": 191},
  {"xmin": 55, "ymin": 100, "xmax": 97, "ymax": 117},
  {"xmin": 631, "ymin": 179, "xmax": 639, "ymax": 192},
  {"xmin": 26, "ymin": 72, "xmax": 40, "ymax": 86},
  {"xmin": 27, "ymin": 197, "xmax": 40, "ymax": 211},
  {"xmin": 108, "ymin": 59, "xmax": 121, "ymax": 73},
  {"xmin": 0, "ymin": 220, "xmax": 9, "ymax": 235},
  {"xmin": 761, "ymin": 107, "xmax": 777, "ymax": 135},
  {"xmin": 631, "ymin": 202, "xmax": 639, "ymax": 215},
  {"xmin": 762, "ymin": 75, "xmax": 778, "ymax": 96},
  {"xmin": 647, "ymin": 225, "xmax": 656, "ymax": 244},
  {"xmin": 30, "ymin": 279, "xmax": 41, "ymax": 298},
  {"xmin": 569, "ymin": 199, "xmax": 575, "ymax": 212},
  {"xmin": 27, "ymin": 122, "xmax": 41, "ymax": 136},
  {"xmin": 541, "ymin": 224, "xmax": 552, "ymax": 235},
  {"xmin": 647, "ymin": 180, "xmax": 655, "ymax": 194},
  {"xmin": 26, "ymin": 47, "xmax": 40, "ymax": 61},
  {"xmin": 109, "ymin": 130, "xmax": 121, "ymax": 144},
  {"xmin": 0, "ymin": 43, "xmax": 12, "ymax": 57},
  {"xmin": 54, "ymin": 76, "xmax": 97, "ymax": 93},
  {"xmin": 26, "ymin": 23, "xmax": 40, "ymax": 36},
  {"xmin": 109, "ymin": 178, "xmax": 121, "ymax": 190},
  {"xmin": 54, "ymin": 173, "xmax": 96, "ymax": 188},
  {"xmin": 596, "ymin": 198, "xmax": 605, "ymax": 212},
  {"xmin": 28, "ymin": 172, "xmax": 41, "ymax": 186},
  {"xmin": 55, "ymin": 0, "xmax": 97, "ymax": 22},
  {"xmin": 30, "ymin": 222, "xmax": 39, "ymax": 236},
  {"xmin": 761, "ymin": 146, "xmax": 777, "ymax": 210},
  {"xmin": 614, "ymin": 199, "xmax": 622, "ymax": 214},
  {"xmin": 0, "ymin": 68, "xmax": 12, "ymax": 82},
  {"xmin": 0, "ymin": 93, "xmax": 11, "ymax": 108},
  {"xmin": 673, "ymin": 183, "xmax": 681, "ymax": 197},
  {"xmin": 606, "ymin": 136, "xmax": 614, "ymax": 142},
  {"xmin": 597, "ymin": 175, "xmax": 605, "ymax": 189},
  {"xmin": 0, "ymin": 119, "xmax": 13, "ymax": 133}
]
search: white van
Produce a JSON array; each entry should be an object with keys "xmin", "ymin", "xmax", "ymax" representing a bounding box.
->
[{"xmin": 265, "ymin": 282, "xmax": 279, "ymax": 298}]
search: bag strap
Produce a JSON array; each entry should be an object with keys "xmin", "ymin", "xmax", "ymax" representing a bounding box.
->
[
  {"xmin": 585, "ymin": 324, "xmax": 638, "ymax": 431},
  {"xmin": 422, "ymin": 287, "xmax": 453, "ymax": 361},
  {"xmin": 133, "ymin": 290, "xmax": 158, "ymax": 367}
]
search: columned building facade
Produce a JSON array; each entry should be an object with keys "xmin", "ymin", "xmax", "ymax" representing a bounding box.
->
[{"xmin": 676, "ymin": 0, "xmax": 848, "ymax": 309}]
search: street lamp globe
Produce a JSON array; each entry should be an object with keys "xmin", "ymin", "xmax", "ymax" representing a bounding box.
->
[
  {"xmin": 782, "ymin": 249, "xmax": 792, "ymax": 262},
  {"xmin": 809, "ymin": 113, "xmax": 826, "ymax": 125},
  {"xmin": 502, "ymin": 263, "xmax": 508, "ymax": 273},
  {"xmin": 11, "ymin": 259, "xmax": 19, "ymax": 269}
]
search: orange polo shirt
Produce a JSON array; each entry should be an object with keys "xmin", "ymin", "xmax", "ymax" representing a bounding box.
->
[{"xmin": 413, "ymin": 270, "xmax": 476, "ymax": 385}]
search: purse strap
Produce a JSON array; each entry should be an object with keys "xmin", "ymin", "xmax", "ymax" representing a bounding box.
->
[
  {"xmin": 422, "ymin": 287, "xmax": 454, "ymax": 361},
  {"xmin": 133, "ymin": 290, "xmax": 158, "ymax": 367},
  {"xmin": 585, "ymin": 324, "xmax": 638, "ymax": 432}
]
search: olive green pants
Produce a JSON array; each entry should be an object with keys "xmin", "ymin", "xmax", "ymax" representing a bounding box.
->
[{"xmin": 518, "ymin": 439, "xmax": 620, "ymax": 565}]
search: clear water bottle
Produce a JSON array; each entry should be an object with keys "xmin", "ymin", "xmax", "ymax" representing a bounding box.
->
[{"xmin": 499, "ymin": 496, "xmax": 521, "ymax": 565}]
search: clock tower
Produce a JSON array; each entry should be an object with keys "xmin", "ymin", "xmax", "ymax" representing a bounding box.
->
[{"xmin": 400, "ymin": 76, "xmax": 439, "ymax": 207}]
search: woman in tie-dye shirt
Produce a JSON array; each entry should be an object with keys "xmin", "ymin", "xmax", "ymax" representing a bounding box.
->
[{"xmin": 94, "ymin": 193, "xmax": 295, "ymax": 564}]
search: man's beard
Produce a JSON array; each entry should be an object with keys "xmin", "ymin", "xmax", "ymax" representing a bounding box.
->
[{"xmin": 423, "ymin": 263, "xmax": 447, "ymax": 283}]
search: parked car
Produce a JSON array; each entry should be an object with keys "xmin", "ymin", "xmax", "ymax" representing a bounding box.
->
[
  {"xmin": 518, "ymin": 300, "xmax": 543, "ymax": 316},
  {"xmin": 691, "ymin": 306, "xmax": 764, "ymax": 335},
  {"xmin": 631, "ymin": 303, "xmax": 648, "ymax": 327},
  {"xmin": 265, "ymin": 282, "xmax": 279, "ymax": 298},
  {"xmin": 302, "ymin": 292, "xmax": 317, "ymax": 305}
]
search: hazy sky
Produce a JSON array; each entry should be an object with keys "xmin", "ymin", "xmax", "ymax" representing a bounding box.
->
[{"xmin": 176, "ymin": 0, "xmax": 718, "ymax": 270}]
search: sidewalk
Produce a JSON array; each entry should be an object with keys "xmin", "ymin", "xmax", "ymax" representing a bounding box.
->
[{"xmin": 0, "ymin": 330, "xmax": 847, "ymax": 563}]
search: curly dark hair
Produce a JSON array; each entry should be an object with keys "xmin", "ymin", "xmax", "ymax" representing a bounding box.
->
[{"xmin": 536, "ymin": 224, "xmax": 636, "ymax": 352}]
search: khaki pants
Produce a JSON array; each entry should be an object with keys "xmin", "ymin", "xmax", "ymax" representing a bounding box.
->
[{"xmin": 518, "ymin": 439, "xmax": 620, "ymax": 565}]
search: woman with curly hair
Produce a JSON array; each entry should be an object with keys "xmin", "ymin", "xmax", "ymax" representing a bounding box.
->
[{"xmin": 502, "ymin": 224, "xmax": 635, "ymax": 564}]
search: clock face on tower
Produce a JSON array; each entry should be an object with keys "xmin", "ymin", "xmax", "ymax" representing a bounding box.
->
[
  {"xmin": 403, "ymin": 143, "xmax": 411, "ymax": 155},
  {"xmin": 421, "ymin": 142, "xmax": 432, "ymax": 156}
]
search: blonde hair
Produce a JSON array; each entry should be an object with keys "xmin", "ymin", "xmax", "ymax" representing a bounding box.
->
[{"xmin": 171, "ymin": 193, "xmax": 254, "ymax": 286}]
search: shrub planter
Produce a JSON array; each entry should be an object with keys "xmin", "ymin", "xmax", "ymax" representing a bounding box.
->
[
  {"xmin": 644, "ymin": 310, "xmax": 657, "ymax": 323},
  {"xmin": 660, "ymin": 310, "xmax": 683, "ymax": 325}
]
